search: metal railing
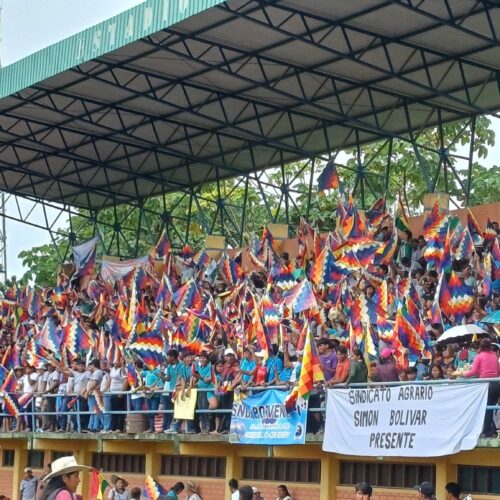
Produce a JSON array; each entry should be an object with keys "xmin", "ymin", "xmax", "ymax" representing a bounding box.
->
[{"xmin": 1, "ymin": 378, "xmax": 499, "ymax": 434}]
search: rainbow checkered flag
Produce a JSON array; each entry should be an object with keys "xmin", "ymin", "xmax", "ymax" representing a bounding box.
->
[
  {"xmin": 317, "ymin": 160, "xmax": 340, "ymax": 192},
  {"xmin": 144, "ymin": 474, "xmax": 167, "ymax": 499},
  {"xmin": 467, "ymin": 209, "xmax": 484, "ymax": 246},
  {"xmin": 155, "ymin": 229, "xmax": 171, "ymax": 258},
  {"xmin": 286, "ymin": 323, "xmax": 324, "ymax": 410},
  {"xmin": 423, "ymin": 201, "xmax": 448, "ymax": 240},
  {"xmin": 365, "ymin": 195, "xmax": 387, "ymax": 230},
  {"xmin": 448, "ymin": 271, "xmax": 474, "ymax": 322},
  {"xmin": 0, "ymin": 370, "xmax": 20, "ymax": 417},
  {"xmin": 283, "ymin": 279, "xmax": 318, "ymax": 313},
  {"xmin": 485, "ymin": 218, "xmax": 497, "ymax": 241}
]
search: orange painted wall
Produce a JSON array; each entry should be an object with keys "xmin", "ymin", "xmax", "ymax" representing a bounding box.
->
[
  {"xmin": 0, "ymin": 469, "xmax": 14, "ymax": 497},
  {"xmin": 248, "ymin": 482, "xmax": 320, "ymax": 500},
  {"xmin": 336, "ymin": 486, "xmax": 418, "ymax": 499}
]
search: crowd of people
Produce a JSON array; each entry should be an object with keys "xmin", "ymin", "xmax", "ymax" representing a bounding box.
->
[
  {"xmin": 15, "ymin": 457, "xmax": 473, "ymax": 500},
  {"xmin": 0, "ymin": 196, "xmax": 498, "ymax": 439}
]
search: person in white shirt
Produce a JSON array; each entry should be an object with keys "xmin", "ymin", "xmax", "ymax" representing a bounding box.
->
[
  {"xmin": 99, "ymin": 365, "xmax": 111, "ymax": 433},
  {"xmin": 62, "ymin": 359, "xmax": 90, "ymax": 432},
  {"xmin": 107, "ymin": 474, "xmax": 130, "ymax": 500},
  {"xmin": 35, "ymin": 366, "xmax": 49, "ymax": 431},
  {"xmin": 185, "ymin": 481, "xmax": 201, "ymax": 500},
  {"xmin": 85, "ymin": 360, "xmax": 104, "ymax": 432},
  {"xmin": 109, "ymin": 361, "xmax": 127, "ymax": 432},
  {"xmin": 252, "ymin": 487, "xmax": 264, "ymax": 500},
  {"xmin": 19, "ymin": 466, "xmax": 38, "ymax": 500},
  {"xmin": 229, "ymin": 479, "xmax": 240, "ymax": 500},
  {"xmin": 16, "ymin": 366, "xmax": 38, "ymax": 432},
  {"xmin": 43, "ymin": 364, "xmax": 60, "ymax": 432}
]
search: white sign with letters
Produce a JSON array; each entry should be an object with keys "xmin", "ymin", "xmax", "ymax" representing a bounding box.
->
[{"xmin": 323, "ymin": 383, "xmax": 488, "ymax": 457}]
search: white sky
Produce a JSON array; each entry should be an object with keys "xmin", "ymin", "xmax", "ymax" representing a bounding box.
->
[
  {"xmin": 1, "ymin": 0, "xmax": 145, "ymax": 278},
  {"xmin": 0, "ymin": 0, "xmax": 498, "ymax": 278}
]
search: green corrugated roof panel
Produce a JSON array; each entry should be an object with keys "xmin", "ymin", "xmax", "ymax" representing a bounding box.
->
[{"xmin": 0, "ymin": 0, "xmax": 224, "ymax": 99}]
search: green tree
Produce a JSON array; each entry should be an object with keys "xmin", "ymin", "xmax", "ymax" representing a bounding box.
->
[
  {"xmin": 16, "ymin": 117, "xmax": 499, "ymax": 286},
  {"xmin": 463, "ymin": 163, "xmax": 500, "ymax": 206}
]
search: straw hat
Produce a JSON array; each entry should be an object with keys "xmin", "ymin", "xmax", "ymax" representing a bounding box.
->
[
  {"xmin": 111, "ymin": 474, "xmax": 129, "ymax": 488},
  {"xmin": 187, "ymin": 481, "xmax": 199, "ymax": 493},
  {"xmin": 43, "ymin": 456, "xmax": 91, "ymax": 482}
]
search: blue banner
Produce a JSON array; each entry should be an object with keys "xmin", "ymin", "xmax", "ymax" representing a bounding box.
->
[{"xmin": 229, "ymin": 389, "xmax": 308, "ymax": 445}]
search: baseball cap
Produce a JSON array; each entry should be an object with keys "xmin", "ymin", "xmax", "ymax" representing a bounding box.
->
[
  {"xmin": 252, "ymin": 487, "xmax": 260, "ymax": 494},
  {"xmin": 24, "ymin": 467, "xmax": 32, "ymax": 473},
  {"xmin": 416, "ymin": 482, "xmax": 435, "ymax": 496},
  {"xmin": 224, "ymin": 348, "xmax": 236, "ymax": 356},
  {"xmin": 380, "ymin": 348, "xmax": 394, "ymax": 359}
]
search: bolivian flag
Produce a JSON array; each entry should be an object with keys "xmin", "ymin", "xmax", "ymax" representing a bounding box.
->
[{"xmin": 90, "ymin": 469, "xmax": 110, "ymax": 500}]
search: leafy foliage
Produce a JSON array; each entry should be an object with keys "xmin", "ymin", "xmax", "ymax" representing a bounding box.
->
[{"xmin": 13, "ymin": 117, "xmax": 499, "ymax": 287}]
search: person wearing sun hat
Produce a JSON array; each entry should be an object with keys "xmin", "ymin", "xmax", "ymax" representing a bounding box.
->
[
  {"xmin": 39, "ymin": 456, "xmax": 91, "ymax": 500},
  {"xmin": 108, "ymin": 475, "xmax": 130, "ymax": 499},
  {"xmin": 185, "ymin": 480, "xmax": 201, "ymax": 500}
]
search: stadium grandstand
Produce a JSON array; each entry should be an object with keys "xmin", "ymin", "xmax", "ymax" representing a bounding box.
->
[{"xmin": 0, "ymin": 1, "xmax": 499, "ymax": 500}]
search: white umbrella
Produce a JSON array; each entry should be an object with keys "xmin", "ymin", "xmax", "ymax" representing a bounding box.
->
[{"xmin": 437, "ymin": 324, "xmax": 488, "ymax": 344}]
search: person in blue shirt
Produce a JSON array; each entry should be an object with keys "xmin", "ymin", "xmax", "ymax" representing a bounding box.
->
[
  {"xmin": 192, "ymin": 351, "xmax": 214, "ymax": 433},
  {"xmin": 278, "ymin": 365, "xmax": 293, "ymax": 383},
  {"xmin": 413, "ymin": 356, "xmax": 430, "ymax": 380},
  {"xmin": 278, "ymin": 347, "xmax": 301, "ymax": 386},
  {"xmin": 143, "ymin": 364, "xmax": 162, "ymax": 432},
  {"xmin": 160, "ymin": 349, "xmax": 182, "ymax": 432},
  {"xmin": 265, "ymin": 345, "xmax": 283, "ymax": 385},
  {"xmin": 164, "ymin": 481, "xmax": 184, "ymax": 499},
  {"xmin": 239, "ymin": 348, "xmax": 256, "ymax": 388},
  {"xmin": 165, "ymin": 351, "xmax": 196, "ymax": 434}
]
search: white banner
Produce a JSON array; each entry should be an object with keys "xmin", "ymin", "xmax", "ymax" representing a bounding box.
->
[
  {"xmin": 100, "ymin": 256, "xmax": 150, "ymax": 281},
  {"xmin": 323, "ymin": 383, "xmax": 488, "ymax": 457}
]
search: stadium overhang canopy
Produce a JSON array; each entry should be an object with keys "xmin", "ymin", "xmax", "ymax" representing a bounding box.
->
[{"xmin": 0, "ymin": 0, "xmax": 499, "ymax": 211}]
